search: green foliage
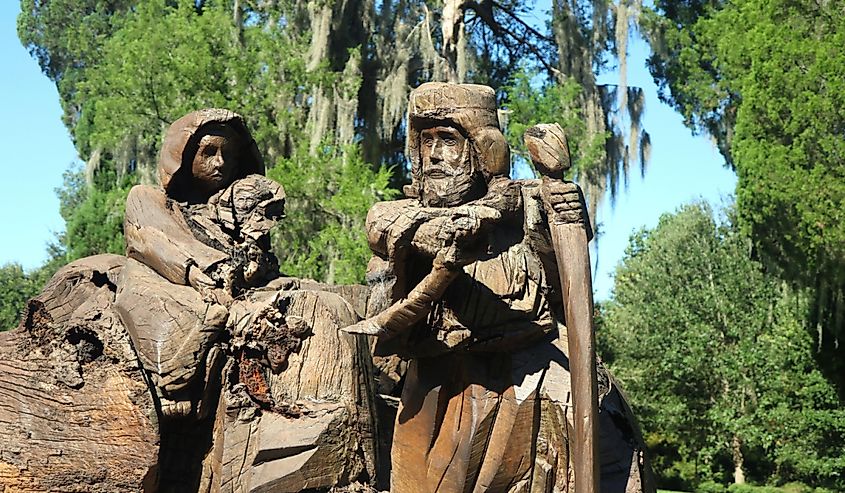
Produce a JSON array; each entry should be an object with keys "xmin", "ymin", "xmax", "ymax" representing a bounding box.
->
[
  {"xmin": 727, "ymin": 485, "xmax": 789, "ymax": 493},
  {"xmin": 268, "ymin": 145, "xmax": 397, "ymax": 284},
  {"xmin": 0, "ymin": 264, "xmax": 41, "ymax": 331},
  {"xmin": 17, "ymin": 0, "xmax": 652, "ymax": 286},
  {"xmin": 602, "ymin": 203, "xmax": 845, "ymax": 491},
  {"xmin": 725, "ymin": 484, "xmax": 835, "ymax": 493},
  {"xmin": 17, "ymin": 0, "xmax": 132, "ymax": 130},
  {"xmin": 501, "ymin": 69, "xmax": 607, "ymax": 181},
  {"xmin": 78, "ymin": 0, "xmax": 235, "ymax": 159},
  {"xmin": 55, "ymin": 166, "xmax": 134, "ymax": 263},
  {"xmin": 0, "ymin": 257, "xmax": 66, "ymax": 332},
  {"xmin": 645, "ymin": 0, "xmax": 845, "ymax": 385},
  {"xmin": 63, "ymin": 180, "xmax": 133, "ymax": 261},
  {"xmin": 698, "ymin": 481, "xmax": 727, "ymax": 493},
  {"xmin": 642, "ymin": 0, "xmax": 733, "ymax": 161},
  {"xmin": 76, "ymin": 0, "xmax": 319, "ymax": 165}
]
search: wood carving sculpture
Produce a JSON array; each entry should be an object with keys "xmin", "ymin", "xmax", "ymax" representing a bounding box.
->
[
  {"xmin": 528, "ymin": 122, "xmax": 600, "ymax": 493},
  {"xmin": 348, "ymin": 83, "xmax": 655, "ymax": 493},
  {"xmin": 0, "ymin": 97, "xmax": 655, "ymax": 493},
  {"xmin": 117, "ymin": 109, "xmax": 283, "ymax": 418},
  {"xmin": 0, "ymin": 109, "xmax": 376, "ymax": 492}
]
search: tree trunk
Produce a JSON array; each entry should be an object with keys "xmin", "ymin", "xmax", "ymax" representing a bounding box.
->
[
  {"xmin": 0, "ymin": 257, "xmax": 380, "ymax": 492},
  {"xmin": 732, "ymin": 433, "xmax": 746, "ymax": 485},
  {"xmin": 0, "ymin": 255, "xmax": 160, "ymax": 492},
  {"xmin": 202, "ymin": 286, "xmax": 378, "ymax": 492},
  {"xmin": 440, "ymin": 0, "xmax": 466, "ymax": 83}
]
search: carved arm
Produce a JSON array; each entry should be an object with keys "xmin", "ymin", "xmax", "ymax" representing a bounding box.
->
[{"xmin": 124, "ymin": 185, "xmax": 228, "ymax": 287}]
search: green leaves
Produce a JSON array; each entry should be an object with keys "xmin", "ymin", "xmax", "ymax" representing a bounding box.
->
[
  {"xmin": 647, "ymin": 0, "xmax": 845, "ymax": 408},
  {"xmin": 0, "ymin": 264, "xmax": 41, "ymax": 331},
  {"xmin": 79, "ymin": 0, "xmax": 247, "ymax": 163},
  {"xmin": 268, "ymin": 144, "xmax": 397, "ymax": 285},
  {"xmin": 502, "ymin": 69, "xmax": 606, "ymax": 180},
  {"xmin": 603, "ymin": 203, "xmax": 845, "ymax": 490},
  {"xmin": 18, "ymin": 0, "xmax": 658, "ymax": 287}
]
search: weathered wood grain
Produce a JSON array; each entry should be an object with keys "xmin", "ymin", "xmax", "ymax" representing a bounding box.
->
[
  {"xmin": 360, "ymin": 84, "xmax": 655, "ymax": 493},
  {"xmin": 203, "ymin": 288, "xmax": 377, "ymax": 492},
  {"xmin": 0, "ymin": 255, "xmax": 159, "ymax": 492},
  {"xmin": 529, "ymin": 121, "xmax": 601, "ymax": 493}
]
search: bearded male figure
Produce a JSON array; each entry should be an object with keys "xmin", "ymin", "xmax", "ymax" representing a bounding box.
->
[{"xmin": 351, "ymin": 83, "xmax": 654, "ymax": 492}]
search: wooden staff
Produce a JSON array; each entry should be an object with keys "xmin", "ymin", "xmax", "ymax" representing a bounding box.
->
[{"xmin": 526, "ymin": 124, "xmax": 600, "ymax": 493}]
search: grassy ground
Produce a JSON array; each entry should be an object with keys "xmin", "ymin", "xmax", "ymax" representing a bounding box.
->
[{"xmin": 657, "ymin": 485, "xmax": 830, "ymax": 493}]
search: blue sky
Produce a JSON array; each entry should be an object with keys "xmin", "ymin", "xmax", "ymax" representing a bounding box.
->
[
  {"xmin": 1, "ymin": 1, "xmax": 77, "ymax": 272},
  {"xmin": 1, "ymin": 2, "xmax": 736, "ymax": 300},
  {"xmin": 589, "ymin": 36, "xmax": 737, "ymax": 299}
]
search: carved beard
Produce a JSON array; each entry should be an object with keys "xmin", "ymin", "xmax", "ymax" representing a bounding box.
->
[{"xmin": 420, "ymin": 142, "xmax": 485, "ymax": 207}]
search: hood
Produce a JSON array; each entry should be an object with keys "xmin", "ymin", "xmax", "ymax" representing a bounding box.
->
[{"xmin": 159, "ymin": 108, "xmax": 264, "ymax": 195}]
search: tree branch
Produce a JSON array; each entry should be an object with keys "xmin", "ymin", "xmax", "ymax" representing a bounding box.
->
[{"xmin": 465, "ymin": 0, "xmax": 560, "ymax": 78}]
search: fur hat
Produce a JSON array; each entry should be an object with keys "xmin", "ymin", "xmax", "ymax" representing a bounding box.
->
[{"xmin": 406, "ymin": 83, "xmax": 509, "ymax": 197}]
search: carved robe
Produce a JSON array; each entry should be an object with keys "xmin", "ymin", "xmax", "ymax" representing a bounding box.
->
[
  {"xmin": 368, "ymin": 179, "xmax": 653, "ymax": 493},
  {"xmin": 116, "ymin": 173, "xmax": 284, "ymax": 398}
]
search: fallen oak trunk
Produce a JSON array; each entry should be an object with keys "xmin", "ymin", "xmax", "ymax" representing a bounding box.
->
[
  {"xmin": 0, "ymin": 254, "xmax": 160, "ymax": 492},
  {"xmin": 0, "ymin": 256, "xmax": 381, "ymax": 493}
]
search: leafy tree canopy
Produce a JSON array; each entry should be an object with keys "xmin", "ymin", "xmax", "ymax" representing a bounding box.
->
[
  {"xmin": 0, "ymin": 264, "xmax": 40, "ymax": 331},
  {"xmin": 18, "ymin": 0, "xmax": 654, "ymax": 286},
  {"xmin": 644, "ymin": 0, "xmax": 845, "ymax": 375},
  {"xmin": 602, "ymin": 203, "xmax": 845, "ymax": 491}
]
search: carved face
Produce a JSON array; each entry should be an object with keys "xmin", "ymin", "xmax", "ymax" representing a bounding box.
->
[
  {"xmin": 420, "ymin": 125, "xmax": 484, "ymax": 207},
  {"xmin": 191, "ymin": 124, "xmax": 242, "ymax": 195}
]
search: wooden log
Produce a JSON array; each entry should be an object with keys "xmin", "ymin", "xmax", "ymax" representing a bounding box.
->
[
  {"xmin": 0, "ymin": 255, "xmax": 160, "ymax": 492},
  {"xmin": 201, "ymin": 288, "xmax": 378, "ymax": 493}
]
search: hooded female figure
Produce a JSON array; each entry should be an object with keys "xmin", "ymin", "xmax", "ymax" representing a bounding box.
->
[
  {"xmin": 111, "ymin": 109, "xmax": 375, "ymax": 489},
  {"xmin": 8, "ymin": 109, "xmax": 375, "ymax": 490},
  {"xmin": 115, "ymin": 109, "xmax": 285, "ymax": 417}
]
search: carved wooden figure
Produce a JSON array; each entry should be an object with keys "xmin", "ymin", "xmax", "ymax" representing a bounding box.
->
[
  {"xmin": 348, "ymin": 83, "xmax": 655, "ymax": 493},
  {"xmin": 0, "ymin": 98, "xmax": 654, "ymax": 492},
  {"xmin": 117, "ymin": 109, "xmax": 283, "ymax": 418},
  {"xmin": 0, "ymin": 109, "xmax": 377, "ymax": 492},
  {"xmin": 121, "ymin": 109, "xmax": 377, "ymax": 491}
]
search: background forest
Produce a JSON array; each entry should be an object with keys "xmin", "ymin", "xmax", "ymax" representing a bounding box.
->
[{"xmin": 2, "ymin": 0, "xmax": 843, "ymax": 491}]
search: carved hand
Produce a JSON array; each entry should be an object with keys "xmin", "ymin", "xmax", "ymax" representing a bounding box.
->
[
  {"xmin": 188, "ymin": 265, "xmax": 216, "ymax": 292},
  {"xmin": 187, "ymin": 264, "xmax": 232, "ymax": 305},
  {"xmin": 451, "ymin": 205, "xmax": 501, "ymax": 241},
  {"xmin": 541, "ymin": 180, "xmax": 586, "ymax": 225},
  {"xmin": 416, "ymin": 205, "xmax": 501, "ymax": 267}
]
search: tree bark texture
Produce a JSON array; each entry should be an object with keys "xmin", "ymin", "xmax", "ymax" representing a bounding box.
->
[
  {"xmin": 0, "ymin": 255, "xmax": 160, "ymax": 492},
  {"xmin": 202, "ymin": 286, "xmax": 377, "ymax": 493},
  {"xmin": 0, "ymin": 257, "xmax": 380, "ymax": 493}
]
